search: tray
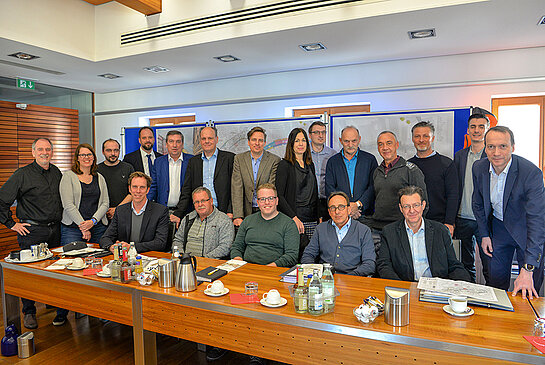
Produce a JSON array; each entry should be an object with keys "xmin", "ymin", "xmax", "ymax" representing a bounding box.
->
[{"xmin": 5, "ymin": 251, "xmax": 53, "ymax": 264}]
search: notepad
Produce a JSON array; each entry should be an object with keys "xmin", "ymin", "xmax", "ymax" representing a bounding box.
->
[{"xmin": 196, "ymin": 266, "xmax": 228, "ymax": 282}]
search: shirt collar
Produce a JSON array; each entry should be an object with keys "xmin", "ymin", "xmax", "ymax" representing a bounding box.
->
[
  {"xmin": 32, "ymin": 160, "xmax": 50, "ymax": 173},
  {"xmin": 414, "ymin": 150, "xmax": 437, "ymax": 159},
  {"xmin": 202, "ymin": 148, "xmax": 218, "ymax": 160},
  {"xmin": 381, "ymin": 156, "xmax": 400, "ymax": 168},
  {"xmin": 405, "ymin": 219, "xmax": 425, "ymax": 234},
  {"xmin": 331, "ymin": 217, "xmax": 351, "ymax": 230},
  {"xmin": 251, "ymin": 153, "xmax": 263, "ymax": 163},
  {"xmin": 132, "ymin": 199, "xmax": 148, "ymax": 216},
  {"xmin": 342, "ymin": 148, "xmax": 358, "ymax": 161},
  {"xmin": 489, "ymin": 157, "xmax": 512, "ymax": 177},
  {"xmin": 140, "ymin": 147, "xmax": 153, "ymax": 156},
  {"xmin": 168, "ymin": 154, "xmax": 183, "ymax": 163}
]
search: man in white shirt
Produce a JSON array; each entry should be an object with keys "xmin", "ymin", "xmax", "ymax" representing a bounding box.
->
[{"xmin": 123, "ymin": 126, "xmax": 162, "ymax": 175}]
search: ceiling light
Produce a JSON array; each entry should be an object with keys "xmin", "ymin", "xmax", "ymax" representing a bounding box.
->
[
  {"xmin": 299, "ymin": 43, "xmax": 326, "ymax": 52},
  {"xmin": 408, "ymin": 29, "xmax": 436, "ymax": 39},
  {"xmin": 143, "ymin": 65, "xmax": 170, "ymax": 73},
  {"xmin": 98, "ymin": 73, "xmax": 122, "ymax": 79},
  {"xmin": 8, "ymin": 52, "xmax": 40, "ymax": 61},
  {"xmin": 213, "ymin": 55, "xmax": 240, "ymax": 62},
  {"xmin": 539, "ymin": 16, "xmax": 545, "ymax": 25}
]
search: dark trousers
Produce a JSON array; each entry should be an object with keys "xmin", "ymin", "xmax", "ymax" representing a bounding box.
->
[
  {"xmin": 454, "ymin": 217, "xmax": 489, "ymax": 283},
  {"xmin": 18, "ymin": 223, "xmax": 61, "ymax": 315},
  {"xmin": 488, "ymin": 217, "xmax": 545, "ymax": 291}
]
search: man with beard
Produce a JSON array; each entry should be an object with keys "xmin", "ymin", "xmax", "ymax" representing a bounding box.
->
[
  {"xmin": 97, "ymin": 139, "xmax": 134, "ymax": 219},
  {"xmin": 123, "ymin": 126, "xmax": 162, "ymax": 175}
]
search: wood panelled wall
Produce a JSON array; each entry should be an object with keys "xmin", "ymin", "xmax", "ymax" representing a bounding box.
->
[{"xmin": 0, "ymin": 101, "xmax": 79, "ymax": 257}]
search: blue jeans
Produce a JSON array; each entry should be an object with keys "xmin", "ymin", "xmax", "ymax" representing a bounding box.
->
[{"xmin": 61, "ymin": 222, "xmax": 107, "ymax": 245}]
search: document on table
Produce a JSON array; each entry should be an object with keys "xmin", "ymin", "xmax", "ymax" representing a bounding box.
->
[
  {"xmin": 45, "ymin": 259, "xmax": 73, "ymax": 270},
  {"xmin": 216, "ymin": 259, "xmax": 247, "ymax": 272},
  {"xmin": 417, "ymin": 277, "xmax": 498, "ymax": 302}
]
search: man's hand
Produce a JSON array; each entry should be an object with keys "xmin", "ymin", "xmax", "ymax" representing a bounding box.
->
[
  {"xmin": 11, "ymin": 222, "xmax": 31, "ymax": 236},
  {"xmin": 227, "ymin": 213, "xmax": 233, "ymax": 219},
  {"xmin": 512, "ymin": 269, "xmax": 539, "ymax": 299},
  {"xmin": 266, "ymin": 262, "xmax": 277, "ymax": 267},
  {"xmin": 233, "ymin": 218, "xmax": 243, "ymax": 226},
  {"xmin": 481, "ymin": 237, "xmax": 493, "ymax": 257},
  {"xmin": 170, "ymin": 214, "xmax": 181, "ymax": 228},
  {"xmin": 106, "ymin": 207, "xmax": 116, "ymax": 219},
  {"xmin": 82, "ymin": 230, "xmax": 91, "ymax": 241},
  {"xmin": 293, "ymin": 216, "xmax": 305, "ymax": 234},
  {"xmin": 79, "ymin": 220, "xmax": 94, "ymax": 232},
  {"xmin": 445, "ymin": 223, "xmax": 454, "ymax": 236},
  {"xmin": 109, "ymin": 240, "xmax": 129, "ymax": 252},
  {"xmin": 349, "ymin": 202, "xmax": 361, "ymax": 219},
  {"xmin": 232, "ymin": 256, "xmax": 243, "ymax": 261}
]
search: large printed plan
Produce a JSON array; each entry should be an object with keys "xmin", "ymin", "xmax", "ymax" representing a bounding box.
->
[{"xmin": 417, "ymin": 277, "xmax": 498, "ymax": 302}]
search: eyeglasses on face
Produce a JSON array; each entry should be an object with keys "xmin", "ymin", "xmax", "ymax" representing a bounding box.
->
[
  {"xmin": 401, "ymin": 202, "xmax": 423, "ymax": 211},
  {"xmin": 78, "ymin": 153, "xmax": 93, "ymax": 158},
  {"xmin": 193, "ymin": 198, "xmax": 211, "ymax": 205},
  {"xmin": 328, "ymin": 204, "xmax": 347, "ymax": 212},
  {"xmin": 310, "ymin": 130, "xmax": 326, "ymax": 135},
  {"xmin": 257, "ymin": 196, "xmax": 277, "ymax": 203}
]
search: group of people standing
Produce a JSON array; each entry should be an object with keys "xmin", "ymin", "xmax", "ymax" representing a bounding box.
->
[{"xmin": 1, "ymin": 113, "xmax": 544, "ymax": 365}]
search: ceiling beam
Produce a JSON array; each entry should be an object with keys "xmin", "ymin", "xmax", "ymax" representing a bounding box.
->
[{"xmin": 117, "ymin": 0, "xmax": 161, "ymax": 15}]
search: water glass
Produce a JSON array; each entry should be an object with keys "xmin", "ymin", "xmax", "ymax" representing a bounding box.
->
[{"xmin": 245, "ymin": 281, "xmax": 258, "ymax": 296}]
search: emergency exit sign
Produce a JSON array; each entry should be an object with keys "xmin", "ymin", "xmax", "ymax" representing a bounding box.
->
[{"xmin": 16, "ymin": 79, "xmax": 35, "ymax": 90}]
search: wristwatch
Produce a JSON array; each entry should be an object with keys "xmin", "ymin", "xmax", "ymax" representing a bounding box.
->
[
  {"xmin": 356, "ymin": 201, "xmax": 362, "ymax": 210},
  {"xmin": 522, "ymin": 264, "xmax": 535, "ymax": 272},
  {"xmin": 91, "ymin": 217, "xmax": 98, "ymax": 226}
]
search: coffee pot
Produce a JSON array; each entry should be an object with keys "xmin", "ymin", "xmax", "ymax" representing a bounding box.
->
[{"xmin": 175, "ymin": 253, "xmax": 197, "ymax": 292}]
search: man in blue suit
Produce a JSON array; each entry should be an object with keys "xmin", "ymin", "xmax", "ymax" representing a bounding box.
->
[
  {"xmin": 454, "ymin": 113, "xmax": 489, "ymax": 282},
  {"xmin": 148, "ymin": 130, "xmax": 193, "ymax": 225},
  {"xmin": 325, "ymin": 125, "xmax": 378, "ymax": 221},
  {"xmin": 473, "ymin": 126, "xmax": 545, "ymax": 298}
]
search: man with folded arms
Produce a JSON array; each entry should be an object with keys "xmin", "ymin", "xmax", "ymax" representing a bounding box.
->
[
  {"xmin": 100, "ymin": 172, "xmax": 169, "ymax": 253},
  {"xmin": 377, "ymin": 186, "xmax": 470, "ymax": 282},
  {"xmin": 0, "ymin": 138, "xmax": 63, "ymax": 329},
  {"xmin": 301, "ymin": 191, "xmax": 375, "ymax": 276}
]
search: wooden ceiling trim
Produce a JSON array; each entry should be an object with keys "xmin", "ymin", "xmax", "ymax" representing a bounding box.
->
[{"xmin": 80, "ymin": 0, "xmax": 161, "ymax": 15}]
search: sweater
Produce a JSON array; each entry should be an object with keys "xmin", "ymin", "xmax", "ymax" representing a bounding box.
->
[
  {"xmin": 230, "ymin": 212, "xmax": 299, "ymax": 267},
  {"xmin": 408, "ymin": 153, "xmax": 458, "ymax": 225},
  {"xmin": 301, "ymin": 219, "xmax": 376, "ymax": 276},
  {"xmin": 172, "ymin": 207, "xmax": 234, "ymax": 259},
  {"xmin": 367, "ymin": 157, "xmax": 428, "ymax": 229}
]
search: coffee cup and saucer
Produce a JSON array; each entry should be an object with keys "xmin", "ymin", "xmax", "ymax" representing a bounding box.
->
[
  {"xmin": 97, "ymin": 263, "xmax": 111, "ymax": 278},
  {"xmin": 204, "ymin": 280, "xmax": 229, "ymax": 297},
  {"xmin": 66, "ymin": 258, "xmax": 87, "ymax": 270},
  {"xmin": 443, "ymin": 296, "xmax": 474, "ymax": 317},
  {"xmin": 260, "ymin": 289, "xmax": 287, "ymax": 308}
]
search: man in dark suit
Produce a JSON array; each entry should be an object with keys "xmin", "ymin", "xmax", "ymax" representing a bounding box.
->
[
  {"xmin": 325, "ymin": 125, "xmax": 378, "ymax": 220},
  {"xmin": 123, "ymin": 126, "xmax": 162, "ymax": 176},
  {"xmin": 473, "ymin": 126, "xmax": 545, "ymax": 298},
  {"xmin": 453, "ymin": 113, "xmax": 489, "ymax": 282},
  {"xmin": 173, "ymin": 126, "xmax": 235, "ymax": 221},
  {"xmin": 99, "ymin": 172, "xmax": 169, "ymax": 252},
  {"xmin": 377, "ymin": 186, "xmax": 470, "ymax": 282}
]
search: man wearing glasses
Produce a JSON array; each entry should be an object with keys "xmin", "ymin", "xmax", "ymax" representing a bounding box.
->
[
  {"xmin": 301, "ymin": 191, "xmax": 375, "ymax": 276},
  {"xmin": 231, "ymin": 183, "xmax": 299, "ymax": 268},
  {"xmin": 172, "ymin": 186, "xmax": 234, "ymax": 259},
  {"xmin": 377, "ymin": 186, "xmax": 470, "ymax": 282},
  {"xmin": 308, "ymin": 121, "xmax": 336, "ymax": 220}
]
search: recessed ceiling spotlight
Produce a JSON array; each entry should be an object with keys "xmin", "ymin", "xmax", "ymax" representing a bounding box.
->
[
  {"xmin": 299, "ymin": 43, "xmax": 326, "ymax": 52},
  {"xmin": 408, "ymin": 29, "xmax": 436, "ymax": 39},
  {"xmin": 539, "ymin": 16, "xmax": 545, "ymax": 25},
  {"xmin": 143, "ymin": 65, "xmax": 170, "ymax": 73},
  {"xmin": 98, "ymin": 73, "xmax": 122, "ymax": 79},
  {"xmin": 213, "ymin": 55, "xmax": 241, "ymax": 62},
  {"xmin": 8, "ymin": 52, "xmax": 40, "ymax": 61}
]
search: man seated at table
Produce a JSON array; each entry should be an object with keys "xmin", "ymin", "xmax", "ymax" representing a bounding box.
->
[
  {"xmin": 377, "ymin": 186, "xmax": 470, "ymax": 282},
  {"xmin": 99, "ymin": 172, "xmax": 169, "ymax": 252},
  {"xmin": 172, "ymin": 186, "xmax": 234, "ymax": 259},
  {"xmin": 301, "ymin": 191, "xmax": 375, "ymax": 276}
]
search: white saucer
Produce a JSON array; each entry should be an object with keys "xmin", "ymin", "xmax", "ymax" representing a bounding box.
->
[
  {"xmin": 260, "ymin": 297, "xmax": 287, "ymax": 308},
  {"xmin": 204, "ymin": 288, "xmax": 230, "ymax": 297},
  {"xmin": 96, "ymin": 271, "xmax": 111, "ymax": 277},
  {"xmin": 66, "ymin": 264, "xmax": 87, "ymax": 271},
  {"xmin": 443, "ymin": 305, "xmax": 474, "ymax": 317}
]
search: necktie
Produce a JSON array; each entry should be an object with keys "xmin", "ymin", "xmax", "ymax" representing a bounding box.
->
[{"xmin": 147, "ymin": 154, "xmax": 153, "ymax": 175}]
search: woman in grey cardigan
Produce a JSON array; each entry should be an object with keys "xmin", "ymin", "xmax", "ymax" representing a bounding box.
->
[{"xmin": 60, "ymin": 143, "xmax": 109, "ymax": 245}]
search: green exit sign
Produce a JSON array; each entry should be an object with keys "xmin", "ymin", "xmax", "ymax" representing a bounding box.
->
[{"xmin": 16, "ymin": 79, "xmax": 35, "ymax": 90}]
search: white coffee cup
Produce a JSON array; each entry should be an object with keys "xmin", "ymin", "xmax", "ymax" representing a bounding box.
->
[
  {"xmin": 448, "ymin": 296, "xmax": 468, "ymax": 313},
  {"xmin": 19, "ymin": 249, "xmax": 32, "ymax": 261},
  {"xmin": 262, "ymin": 289, "xmax": 281, "ymax": 305},
  {"xmin": 72, "ymin": 258, "xmax": 85, "ymax": 269},
  {"xmin": 207, "ymin": 280, "xmax": 225, "ymax": 294}
]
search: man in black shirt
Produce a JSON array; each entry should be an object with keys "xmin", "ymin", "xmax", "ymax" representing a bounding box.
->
[
  {"xmin": 97, "ymin": 139, "xmax": 134, "ymax": 219},
  {"xmin": 0, "ymin": 138, "xmax": 63, "ymax": 329}
]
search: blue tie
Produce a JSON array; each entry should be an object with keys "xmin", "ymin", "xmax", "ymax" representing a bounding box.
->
[{"xmin": 146, "ymin": 154, "xmax": 153, "ymax": 175}]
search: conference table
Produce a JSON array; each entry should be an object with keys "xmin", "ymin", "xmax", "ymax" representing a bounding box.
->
[{"xmin": 1, "ymin": 253, "xmax": 544, "ymax": 364}]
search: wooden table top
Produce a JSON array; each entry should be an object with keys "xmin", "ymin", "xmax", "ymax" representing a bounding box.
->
[{"xmin": 4, "ymin": 252, "xmax": 545, "ymax": 360}]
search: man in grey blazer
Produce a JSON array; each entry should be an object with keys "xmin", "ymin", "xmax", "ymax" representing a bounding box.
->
[{"xmin": 232, "ymin": 127, "xmax": 280, "ymax": 226}]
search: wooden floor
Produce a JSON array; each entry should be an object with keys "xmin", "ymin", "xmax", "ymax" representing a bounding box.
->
[{"xmin": 0, "ymin": 303, "xmax": 287, "ymax": 364}]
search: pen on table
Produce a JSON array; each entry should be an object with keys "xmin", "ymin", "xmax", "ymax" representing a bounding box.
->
[
  {"xmin": 528, "ymin": 298, "xmax": 540, "ymax": 319},
  {"xmin": 208, "ymin": 268, "xmax": 219, "ymax": 276}
]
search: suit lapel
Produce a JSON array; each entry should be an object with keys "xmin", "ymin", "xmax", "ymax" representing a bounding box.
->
[
  {"xmin": 124, "ymin": 204, "xmax": 132, "ymax": 240},
  {"xmin": 213, "ymin": 150, "xmax": 224, "ymax": 181},
  {"xmin": 397, "ymin": 221, "xmax": 415, "ymax": 279},
  {"xmin": 423, "ymin": 220, "xmax": 434, "ymax": 274},
  {"xmin": 139, "ymin": 203, "xmax": 152, "ymax": 242},
  {"xmin": 256, "ymin": 152, "xmax": 268, "ymax": 184},
  {"xmin": 483, "ymin": 160, "xmax": 491, "ymax": 216},
  {"xmin": 503, "ymin": 156, "xmax": 518, "ymax": 214}
]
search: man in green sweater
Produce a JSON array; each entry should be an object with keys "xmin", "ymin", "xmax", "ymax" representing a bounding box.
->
[{"xmin": 231, "ymin": 183, "xmax": 299, "ymax": 268}]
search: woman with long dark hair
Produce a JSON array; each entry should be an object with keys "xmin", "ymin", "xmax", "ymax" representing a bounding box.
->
[
  {"xmin": 275, "ymin": 128, "xmax": 319, "ymax": 239},
  {"xmin": 59, "ymin": 143, "xmax": 109, "ymax": 244}
]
